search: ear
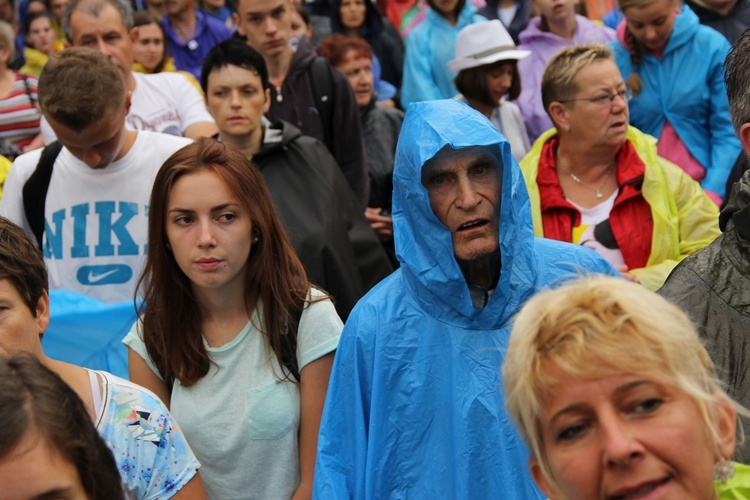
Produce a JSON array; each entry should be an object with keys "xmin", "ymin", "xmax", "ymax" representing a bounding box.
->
[
  {"xmin": 738, "ymin": 123, "xmax": 750, "ymax": 159},
  {"xmin": 34, "ymin": 290, "xmax": 50, "ymax": 335},
  {"xmin": 530, "ymin": 458, "xmax": 559, "ymax": 499},
  {"xmin": 130, "ymin": 26, "xmax": 140, "ymax": 44},
  {"xmin": 233, "ymin": 11, "xmax": 244, "ymax": 36},
  {"xmin": 263, "ymin": 88, "xmax": 271, "ymax": 114},
  {"xmin": 548, "ymin": 101, "xmax": 569, "ymax": 132},
  {"xmin": 124, "ymin": 90, "xmax": 133, "ymax": 114},
  {"xmin": 715, "ymin": 396, "xmax": 737, "ymax": 461}
]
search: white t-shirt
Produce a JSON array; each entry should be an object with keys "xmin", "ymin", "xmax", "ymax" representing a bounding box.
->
[
  {"xmin": 568, "ymin": 191, "xmax": 627, "ymax": 269},
  {"xmin": 0, "ymin": 131, "xmax": 193, "ymax": 302},
  {"xmin": 40, "ymin": 72, "xmax": 214, "ymax": 143},
  {"xmin": 123, "ymin": 290, "xmax": 342, "ymax": 499}
]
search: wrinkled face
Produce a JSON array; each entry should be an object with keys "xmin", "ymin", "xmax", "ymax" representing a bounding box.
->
[
  {"xmin": 0, "ymin": 279, "xmax": 47, "ymax": 357},
  {"xmin": 533, "ymin": 364, "xmax": 734, "ymax": 500},
  {"xmin": 47, "ymin": 105, "xmax": 129, "ymax": 170},
  {"xmin": 49, "ymin": 0, "xmax": 70, "ymax": 22},
  {"xmin": 132, "ymin": 22, "xmax": 165, "ymax": 73},
  {"xmin": 486, "ymin": 61, "xmax": 514, "ymax": 104},
  {"xmin": 166, "ymin": 169, "xmax": 253, "ymax": 296},
  {"xmin": 27, "ymin": 16, "xmax": 56, "ymax": 55},
  {"xmin": 234, "ymin": 0, "xmax": 292, "ymax": 60},
  {"xmin": 206, "ymin": 64, "xmax": 270, "ymax": 139},
  {"xmin": 624, "ymin": 0, "xmax": 678, "ymax": 53},
  {"xmin": 421, "ymin": 146, "xmax": 502, "ymax": 264},
  {"xmin": 339, "ymin": 0, "xmax": 366, "ymax": 31},
  {"xmin": 69, "ymin": 4, "xmax": 133, "ymax": 81},
  {"xmin": 534, "ymin": 0, "xmax": 577, "ymax": 23},
  {"xmin": 336, "ymin": 51, "xmax": 372, "ymax": 108},
  {"xmin": 559, "ymin": 60, "xmax": 629, "ymax": 149},
  {"xmin": 0, "ymin": 431, "xmax": 88, "ymax": 500}
]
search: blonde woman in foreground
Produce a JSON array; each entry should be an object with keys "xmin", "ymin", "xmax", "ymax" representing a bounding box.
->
[{"xmin": 503, "ymin": 276, "xmax": 750, "ymax": 499}]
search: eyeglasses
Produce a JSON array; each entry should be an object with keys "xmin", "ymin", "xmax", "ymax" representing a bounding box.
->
[{"xmin": 558, "ymin": 89, "xmax": 633, "ymax": 107}]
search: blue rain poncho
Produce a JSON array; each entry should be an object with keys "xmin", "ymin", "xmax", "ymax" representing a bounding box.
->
[{"xmin": 313, "ymin": 100, "xmax": 618, "ymax": 498}]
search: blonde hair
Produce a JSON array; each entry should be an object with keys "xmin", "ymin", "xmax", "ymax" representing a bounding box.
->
[
  {"xmin": 541, "ymin": 44, "xmax": 612, "ymax": 126},
  {"xmin": 503, "ymin": 276, "xmax": 742, "ymax": 495}
]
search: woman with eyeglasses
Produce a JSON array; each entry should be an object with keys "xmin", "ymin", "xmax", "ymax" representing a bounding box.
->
[
  {"xmin": 520, "ymin": 44, "xmax": 720, "ymax": 291},
  {"xmin": 611, "ymin": 0, "xmax": 741, "ymax": 206}
]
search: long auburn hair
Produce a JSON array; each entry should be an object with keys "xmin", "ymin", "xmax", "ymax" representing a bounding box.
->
[{"xmin": 137, "ymin": 139, "xmax": 309, "ymax": 387}]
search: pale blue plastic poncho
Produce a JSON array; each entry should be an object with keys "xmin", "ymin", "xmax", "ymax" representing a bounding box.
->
[{"xmin": 313, "ymin": 100, "xmax": 617, "ymax": 498}]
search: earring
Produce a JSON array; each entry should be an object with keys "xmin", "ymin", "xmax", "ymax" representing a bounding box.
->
[
  {"xmin": 714, "ymin": 457, "xmax": 735, "ymax": 484},
  {"xmin": 252, "ymin": 235, "xmax": 259, "ymax": 244}
]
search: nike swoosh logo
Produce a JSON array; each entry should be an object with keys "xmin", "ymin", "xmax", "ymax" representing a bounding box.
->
[
  {"xmin": 77, "ymin": 265, "xmax": 133, "ymax": 286},
  {"xmin": 87, "ymin": 269, "xmax": 119, "ymax": 284}
]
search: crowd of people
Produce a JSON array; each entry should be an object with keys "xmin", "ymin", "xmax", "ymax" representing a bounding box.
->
[{"xmin": 0, "ymin": 0, "xmax": 748, "ymax": 496}]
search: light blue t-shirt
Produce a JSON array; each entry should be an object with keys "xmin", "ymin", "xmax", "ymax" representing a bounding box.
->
[{"xmin": 124, "ymin": 290, "xmax": 342, "ymax": 499}]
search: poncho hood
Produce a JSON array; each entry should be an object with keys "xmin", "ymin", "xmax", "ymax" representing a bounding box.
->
[{"xmin": 393, "ymin": 99, "xmax": 537, "ymax": 328}]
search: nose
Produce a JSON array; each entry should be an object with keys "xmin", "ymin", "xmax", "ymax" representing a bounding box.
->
[
  {"xmin": 230, "ymin": 89, "xmax": 241, "ymax": 108},
  {"xmin": 263, "ymin": 17, "xmax": 278, "ymax": 36},
  {"xmin": 454, "ymin": 178, "xmax": 482, "ymax": 210},
  {"xmin": 611, "ymin": 93, "xmax": 628, "ymax": 113},
  {"xmin": 197, "ymin": 219, "xmax": 217, "ymax": 248},
  {"xmin": 95, "ymin": 36, "xmax": 111, "ymax": 57},
  {"xmin": 643, "ymin": 26, "xmax": 658, "ymax": 42},
  {"xmin": 601, "ymin": 414, "xmax": 643, "ymax": 467}
]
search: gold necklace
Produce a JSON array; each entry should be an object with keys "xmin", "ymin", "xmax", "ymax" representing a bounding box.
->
[{"xmin": 563, "ymin": 162, "xmax": 616, "ymax": 199}]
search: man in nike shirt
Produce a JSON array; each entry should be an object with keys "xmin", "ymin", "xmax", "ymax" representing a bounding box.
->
[{"xmin": 0, "ymin": 48, "xmax": 192, "ymax": 303}]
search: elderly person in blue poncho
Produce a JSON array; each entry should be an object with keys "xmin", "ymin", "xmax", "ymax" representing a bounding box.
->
[{"xmin": 313, "ymin": 99, "xmax": 618, "ymax": 498}]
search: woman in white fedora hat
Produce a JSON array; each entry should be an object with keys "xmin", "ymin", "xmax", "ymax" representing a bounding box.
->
[{"xmin": 449, "ymin": 19, "xmax": 532, "ymax": 162}]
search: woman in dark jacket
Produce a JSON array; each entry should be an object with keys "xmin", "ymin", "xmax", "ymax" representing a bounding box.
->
[{"xmin": 329, "ymin": 0, "xmax": 404, "ymax": 91}]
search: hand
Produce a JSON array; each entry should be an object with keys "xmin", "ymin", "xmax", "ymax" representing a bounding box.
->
[
  {"xmin": 364, "ymin": 207, "xmax": 393, "ymax": 242},
  {"xmin": 291, "ymin": 481, "xmax": 312, "ymax": 500},
  {"xmin": 616, "ymin": 265, "xmax": 640, "ymax": 283},
  {"xmin": 377, "ymin": 99, "xmax": 396, "ymax": 108}
]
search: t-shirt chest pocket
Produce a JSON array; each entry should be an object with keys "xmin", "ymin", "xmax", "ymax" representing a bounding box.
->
[{"xmin": 245, "ymin": 382, "xmax": 296, "ymax": 440}]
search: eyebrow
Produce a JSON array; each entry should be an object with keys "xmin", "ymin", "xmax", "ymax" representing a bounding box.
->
[
  {"xmin": 34, "ymin": 487, "xmax": 72, "ymax": 500},
  {"xmin": 548, "ymin": 380, "xmax": 655, "ymax": 427},
  {"xmin": 168, "ymin": 203, "xmax": 239, "ymax": 214}
]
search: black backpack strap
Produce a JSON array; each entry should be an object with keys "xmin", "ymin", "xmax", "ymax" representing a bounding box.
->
[
  {"xmin": 22, "ymin": 141, "xmax": 63, "ymax": 249},
  {"xmin": 309, "ymin": 56, "xmax": 334, "ymax": 149},
  {"xmin": 281, "ymin": 292, "xmax": 307, "ymax": 382}
]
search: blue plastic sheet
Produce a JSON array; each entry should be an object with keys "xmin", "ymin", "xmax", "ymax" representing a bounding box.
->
[{"xmin": 43, "ymin": 290, "xmax": 140, "ymax": 379}]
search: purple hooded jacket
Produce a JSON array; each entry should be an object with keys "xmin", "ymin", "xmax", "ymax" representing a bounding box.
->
[{"xmin": 516, "ymin": 15, "xmax": 615, "ymax": 143}]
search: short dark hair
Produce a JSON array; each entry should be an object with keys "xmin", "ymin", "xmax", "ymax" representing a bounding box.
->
[
  {"xmin": 39, "ymin": 47, "xmax": 125, "ymax": 131},
  {"xmin": 0, "ymin": 355, "xmax": 124, "ymax": 498},
  {"xmin": 316, "ymin": 33, "xmax": 373, "ymax": 67},
  {"xmin": 200, "ymin": 38, "xmax": 270, "ymax": 95},
  {"xmin": 0, "ymin": 216, "xmax": 48, "ymax": 315},
  {"xmin": 725, "ymin": 27, "xmax": 750, "ymax": 133},
  {"xmin": 455, "ymin": 59, "xmax": 521, "ymax": 107}
]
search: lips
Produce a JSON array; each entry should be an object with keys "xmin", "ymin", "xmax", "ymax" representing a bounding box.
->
[
  {"xmin": 608, "ymin": 477, "xmax": 670, "ymax": 499},
  {"xmin": 196, "ymin": 258, "xmax": 222, "ymax": 271},
  {"xmin": 458, "ymin": 219, "xmax": 489, "ymax": 231}
]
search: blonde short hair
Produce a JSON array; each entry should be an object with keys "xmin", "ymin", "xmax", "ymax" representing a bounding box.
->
[
  {"xmin": 541, "ymin": 44, "xmax": 612, "ymax": 125},
  {"xmin": 503, "ymin": 276, "xmax": 740, "ymax": 494}
]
